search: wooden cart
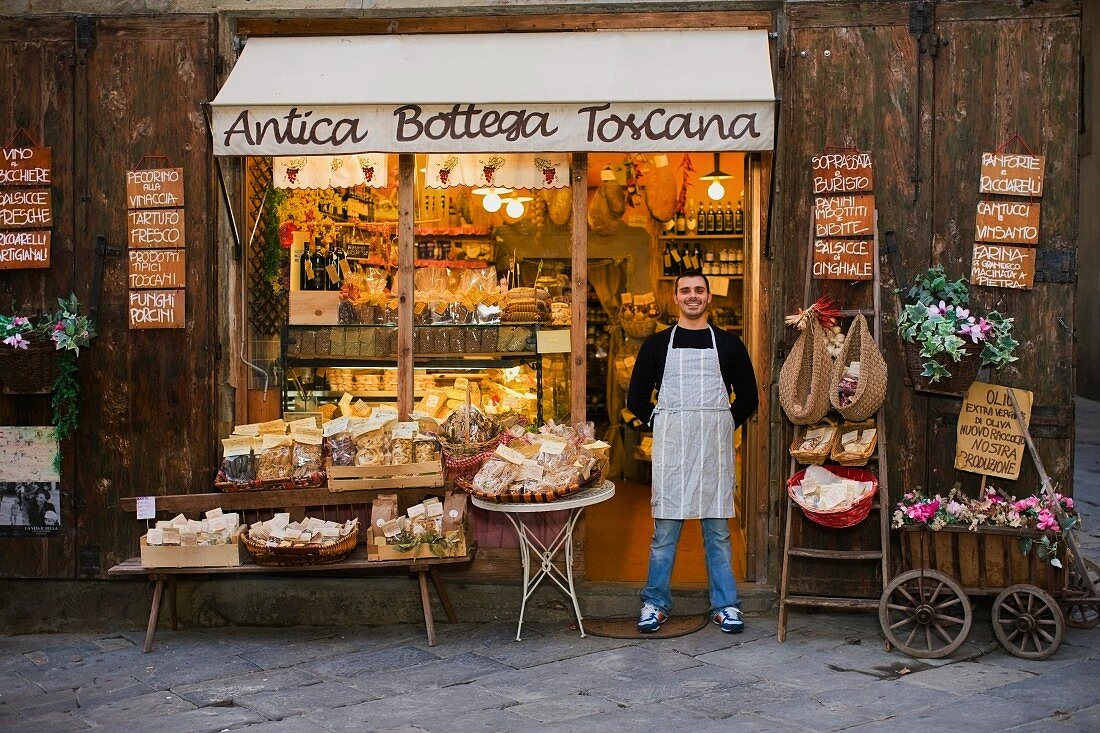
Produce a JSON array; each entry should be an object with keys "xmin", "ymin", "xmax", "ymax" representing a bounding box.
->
[{"xmin": 878, "ymin": 524, "xmax": 1099, "ymax": 660}]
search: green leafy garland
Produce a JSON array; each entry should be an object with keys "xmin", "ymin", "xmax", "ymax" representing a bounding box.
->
[
  {"xmin": 50, "ymin": 350, "xmax": 79, "ymax": 471},
  {"xmin": 260, "ymin": 185, "xmax": 289, "ymax": 294}
]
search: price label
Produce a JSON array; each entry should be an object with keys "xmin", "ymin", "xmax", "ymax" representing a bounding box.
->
[{"xmin": 136, "ymin": 496, "xmax": 157, "ymax": 520}]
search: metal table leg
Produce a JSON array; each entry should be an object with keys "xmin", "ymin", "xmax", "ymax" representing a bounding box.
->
[{"xmin": 507, "ymin": 507, "xmax": 588, "ymax": 641}]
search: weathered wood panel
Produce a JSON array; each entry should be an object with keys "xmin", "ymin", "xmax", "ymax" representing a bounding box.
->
[
  {"xmin": 0, "ymin": 20, "xmax": 78, "ymax": 578},
  {"xmin": 772, "ymin": 21, "xmax": 927, "ymax": 593},
  {"xmin": 74, "ymin": 16, "xmax": 216, "ymax": 578},
  {"xmin": 926, "ymin": 14, "xmax": 1079, "ymax": 499}
]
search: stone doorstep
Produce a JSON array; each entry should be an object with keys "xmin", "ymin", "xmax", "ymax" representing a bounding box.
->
[{"xmin": 0, "ymin": 577, "xmax": 780, "ymax": 634}]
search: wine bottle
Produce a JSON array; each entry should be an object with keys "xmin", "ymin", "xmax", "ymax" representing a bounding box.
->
[
  {"xmin": 692, "ymin": 244, "xmax": 702, "ymax": 272},
  {"xmin": 705, "ymin": 204, "xmax": 716, "ymax": 234},
  {"xmin": 696, "ymin": 200, "xmax": 706, "ymax": 235},
  {"xmin": 670, "ymin": 241, "xmax": 684, "ymax": 274},
  {"xmin": 300, "ymin": 243, "xmax": 314, "ymax": 291},
  {"xmin": 723, "ymin": 202, "xmax": 734, "ymax": 234},
  {"xmin": 675, "ymin": 207, "xmax": 687, "ymax": 236},
  {"xmin": 686, "ymin": 198, "xmax": 697, "ymax": 233},
  {"xmin": 327, "ymin": 242, "xmax": 345, "ymax": 290},
  {"xmin": 662, "ymin": 242, "xmax": 673, "ymax": 276},
  {"xmin": 311, "ymin": 241, "xmax": 328, "ymax": 290},
  {"xmin": 735, "ymin": 199, "xmax": 745, "ymax": 235}
]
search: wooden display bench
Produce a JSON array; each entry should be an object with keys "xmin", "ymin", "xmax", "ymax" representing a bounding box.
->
[{"xmin": 112, "ymin": 487, "xmax": 475, "ymax": 652}]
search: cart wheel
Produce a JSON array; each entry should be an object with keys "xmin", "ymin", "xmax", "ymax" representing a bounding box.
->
[
  {"xmin": 879, "ymin": 569, "xmax": 973, "ymax": 659},
  {"xmin": 992, "ymin": 584, "xmax": 1065, "ymax": 660},
  {"xmin": 1065, "ymin": 558, "xmax": 1100, "ymax": 629}
]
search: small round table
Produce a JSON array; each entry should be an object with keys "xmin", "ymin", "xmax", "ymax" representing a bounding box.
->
[{"xmin": 471, "ymin": 480, "xmax": 616, "ymax": 641}]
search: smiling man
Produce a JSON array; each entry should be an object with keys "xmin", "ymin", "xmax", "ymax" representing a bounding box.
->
[{"xmin": 626, "ymin": 271, "xmax": 759, "ymax": 635}]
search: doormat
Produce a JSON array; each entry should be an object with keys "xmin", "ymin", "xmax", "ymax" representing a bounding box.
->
[{"xmin": 585, "ymin": 614, "xmax": 708, "ymax": 639}]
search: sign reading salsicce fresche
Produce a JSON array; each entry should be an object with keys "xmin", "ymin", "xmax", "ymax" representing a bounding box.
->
[{"xmin": 0, "ymin": 146, "xmax": 53, "ymax": 269}]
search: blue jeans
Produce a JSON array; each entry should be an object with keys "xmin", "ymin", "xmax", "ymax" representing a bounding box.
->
[{"xmin": 641, "ymin": 518, "xmax": 740, "ymax": 614}]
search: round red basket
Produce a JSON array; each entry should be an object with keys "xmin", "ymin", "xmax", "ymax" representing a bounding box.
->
[{"xmin": 786, "ymin": 465, "xmax": 878, "ymax": 529}]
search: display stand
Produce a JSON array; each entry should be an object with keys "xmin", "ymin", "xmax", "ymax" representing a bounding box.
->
[{"xmin": 777, "ymin": 213, "xmax": 892, "ymax": 641}]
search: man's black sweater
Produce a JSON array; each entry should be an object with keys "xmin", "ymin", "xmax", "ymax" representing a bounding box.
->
[{"xmin": 626, "ymin": 324, "xmax": 759, "ymax": 428}]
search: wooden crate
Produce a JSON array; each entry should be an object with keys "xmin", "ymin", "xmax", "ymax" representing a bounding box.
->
[
  {"xmin": 899, "ymin": 525, "xmax": 1063, "ymax": 595},
  {"xmin": 366, "ymin": 524, "xmax": 470, "ymax": 562},
  {"xmin": 289, "ymin": 291, "xmax": 341, "ymax": 325},
  {"xmin": 326, "ymin": 457, "xmax": 444, "ymax": 491},
  {"xmin": 140, "ymin": 527, "xmax": 248, "ymax": 568}
]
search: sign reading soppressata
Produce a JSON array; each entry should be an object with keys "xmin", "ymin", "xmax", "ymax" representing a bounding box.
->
[
  {"xmin": 955, "ymin": 382, "xmax": 1033, "ymax": 481},
  {"xmin": 810, "ymin": 152, "xmax": 873, "ymax": 194},
  {"xmin": 209, "ymin": 102, "xmax": 775, "ymax": 155}
]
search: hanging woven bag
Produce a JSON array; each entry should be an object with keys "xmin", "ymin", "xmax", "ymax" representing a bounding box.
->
[
  {"xmin": 779, "ymin": 318, "xmax": 832, "ymax": 425},
  {"xmin": 829, "ymin": 314, "xmax": 888, "ymax": 421}
]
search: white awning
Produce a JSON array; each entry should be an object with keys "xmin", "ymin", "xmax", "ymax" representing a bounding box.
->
[{"xmin": 210, "ymin": 30, "xmax": 775, "ymax": 156}]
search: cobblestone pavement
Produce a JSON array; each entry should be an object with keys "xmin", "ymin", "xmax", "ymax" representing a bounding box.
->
[{"xmin": 1, "ymin": 399, "xmax": 1098, "ymax": 732}]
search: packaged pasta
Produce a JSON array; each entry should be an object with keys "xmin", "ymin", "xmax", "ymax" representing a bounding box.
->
[
  {"xmin": 323, "ymin": 417, "xmax": 357, "ymax": 467},
  {"xmin": 390, "ymin": 421, "xmax": 418, "ymax": 465},
  {"xmin": 414, "ymin": 436, "xmax": 439, "ymax": 464},
  {"xmin": 255, "ymin": 434, "xmax": 293, "ymax": 482},
  {"xmin": 220, "ymin": 436, "xmax": 255, "ymax": 484},
  {"xmin": 291, "ymin": 427, "xmax": 325, "ymax": 480}
]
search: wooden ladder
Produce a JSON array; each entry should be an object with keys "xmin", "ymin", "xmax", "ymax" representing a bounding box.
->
[{"xmin": 777, "ymin": 214, "xmax": 892, "ymax": 641}]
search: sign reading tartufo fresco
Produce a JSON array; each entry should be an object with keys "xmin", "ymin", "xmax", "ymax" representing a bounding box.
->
[
  {"xmin": 128, "ymin": 208, "xmax": 185, "ymax": 249},
  {"xmin": 0, "ymin": 145, "xmax": 52, "ymax": 269},
  {"xmin": 979, "ymin": 153, "xmax": 1045, "ymax": 196},
  {"xmin": 955, "ymin": 382, "xmax": 1033, "ymax": 481}
]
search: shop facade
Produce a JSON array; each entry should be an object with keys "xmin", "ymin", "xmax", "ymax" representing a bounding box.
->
[{"xmin": 0, "ymin": 3, "xmax": 1082, "ymax": 611}]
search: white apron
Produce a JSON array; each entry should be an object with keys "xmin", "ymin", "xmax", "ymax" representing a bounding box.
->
[{"xmin": 651, "ymin": 326, "xmax": 736, "ymax": 519}]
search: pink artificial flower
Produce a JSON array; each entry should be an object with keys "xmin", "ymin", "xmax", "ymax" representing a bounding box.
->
[
  {"xmin": 12, "ymin": 316, "xmax": 29, "ymax": 327},
  {"xmin": 954, "ymin": 306, "xmax": 971, "ymax": 320},
  {"xmin": 986, "ymin": 488, "xmax": 1005, "ymax": 505},
  {"xmin": 906, "ymin": 500, "xmax": 940, "ymax": 523},
  {"xmin": 1012, "ymin": 496, "xmax": 1039, "ymax": 512},
  {"xmin": 3, "ymin": 334, "xmax": 29, "ymax": 349},
  {"xmin": 946, "ymin": 501, "xmax": 966, "ymax": 516},
  {"xmin": 1064, "ymin": 497, "xmax": 1075, "ymax": 510},
  {"xmin": 927, "ymin": 300, "xmax": 947, "ymax": 317},
  {"xmin": 54, "ymin": 321, "xmax": 65, "ymax": 331},
  {"xmin": 1037, "ymin": 508, "xmax": 1058, "ymax": 532}
]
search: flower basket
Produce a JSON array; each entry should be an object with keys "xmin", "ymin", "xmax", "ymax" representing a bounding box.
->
[
  {"xmin": 0, "ymin": 340, "xmax": 60, "ymax": 393},
  {"xmin": 786, "ymin": 466, "xmax": 877, "ymax": 528},
  {"xmin": 904, "ymin": 341, "xmax": 983, "ymax": 398}
]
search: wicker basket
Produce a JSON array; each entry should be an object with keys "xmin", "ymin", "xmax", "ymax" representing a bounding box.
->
[
  {"xmin": 0, "ymin": 340, "xmax": 60, "ymax": 393},
  {"xmin": 456, "ymin": 468, "xmax": 601, "ymax": 504},
  {"xmin": 829, "ymin": 420, "xmax": 879, "ymax": 466},
  {"xmin": 621, "ymin": 317, "xmax": 658, "ymax": 340},
  {"xmin": 904, "ymin": 341, "xmax": 982, "ymax": 398},
  {"xmin": 789, "ymin": 420, "xmax": 839, "ymax": 466},
  {"xmin": 614, "ymin": 357, "xmax": 635, "ymax": 391},
  {"xmin": 779, "ymin": 319, "xmax": 832, "ymax": 425},
  {"xmin": 241, "ymin": 528, "xmax": 358, "ymax": 567},
  {"xmin": 786, "ymin": 465, "xmax": 877, "ymax": 528},
  {"xmin": 829, "ymin": 315, "xmax": 887, "ymax": 421}
]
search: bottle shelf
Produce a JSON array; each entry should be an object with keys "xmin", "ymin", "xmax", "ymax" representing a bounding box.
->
[
  {"xmin": 659, "ymin": 234, "xmax": 744, "ymax": 240},
  {"xmin": 659, "ymin": 275, "xmax": 744, "ymax": 281}
]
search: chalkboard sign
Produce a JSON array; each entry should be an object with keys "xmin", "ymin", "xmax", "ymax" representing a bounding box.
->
[
  {"xmin": 0, "ymin": 230, "xmax": 50, "ymax": 269},
  {"xmin": 979, "ymin": 153, "xmax": 1044, "ymax": 197},
  {"xmin": 970, "ymin": 243, "xmax": 1036, "ymax": 290},
  {"xmin": 126, "ymin": 167, "xmax": 184, "ymax": 209},
  {"xmin": 0, "ymin": 147, "xmax": 51, "ymax": 186},
  {"xmin": 129, "ymin": 289, "xmax": 185, "ymax": 329},
  {"xmin": 811, "ymin": 152, "xmax": 873, "ymax": 194},
  {"xmin": 0, "ymin": 188, "xmax": 51, "ymax": 228},
  {"xmin": 813, "ymin": 195, "xmax": 874, "ymax": 238},
  {"xmin": 955, "ymin": 381, "xmax": 1033, "ymax": 481},
  {"xmin": 975, "ymin": 201, "xmax": 1039, "ymax": 245},
  {"xmin": 129, "ymin": 249, "xmax": 185, "ymax": 289},
  {"xmin": 128, "ymin": 208, "xmax": 185, "ymax": 249},
  {"xmin": 812, "ymin": 238, "xmax": 873, "ymax": 280}
]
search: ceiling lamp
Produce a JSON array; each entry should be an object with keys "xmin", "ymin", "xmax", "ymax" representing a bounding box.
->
[
  {"xmin": 699, "ymin": 152, "xmax": 732, "ymax": 201},
  {"xmin": 505, "ymin": 198, "xmax": 525, "ymax": 218}
]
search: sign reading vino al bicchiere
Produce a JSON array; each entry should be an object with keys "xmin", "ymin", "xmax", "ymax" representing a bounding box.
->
[
  {"xmin": 127, "ymin": 166, "xmax": 185, "ymax": 328},
  {"xmin": 811, "ymin": 150, "xmax": 875, "ymax": 281},
  {"xmin": 0, "ymin": 145, "xmax": 53, "ymax": 269}
]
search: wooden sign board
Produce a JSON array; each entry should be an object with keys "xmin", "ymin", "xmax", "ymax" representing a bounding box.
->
[
  {"xmin": 955, "ymin": 381, "xmax": 1033, "ymax": 480},
  {"xmin": 128, "ymin": 208, "xmax": 185, "ymax": 248},
  {"xmin": 0, "ymin": 230, "xmax": 49, "ymax": 269},
  {"xmin": 129, "ymin": 289, "xmax": 185, "ymax": 329},
  {"xmin": 971, "ymin": 243, "xmax": 1036, "ymax": 290},
  {"xmin": 811, "ymin": 152, "xmax": 873, "ymax": 194},
  {"xmin": 129, "ymin": 249, "xmax": 185, "ymax": 289},
  {"xmin": 975, "ymin": 201, "xmax": 1040, "ymax": 245},
  {"xmin": 0, "ymin": 188, "xmax": 51, "ymax": 228},
  {"xmin": 126, "ymin": 167, "xmax": 184, "ymax": 209},
  {"xmin": 813, "ymin": 195, "xmax": 874, "ymax": 237},
  {"xmin": 812, "ymin": 238, "xmax": 873, "ymax": 280},
  {"xmin": 0, "ymin": 147, "xmax": 51, "ymax": 186},
  {"xmin": 979, "ymin": 153, "xmax": 1044, "ymax": 196},
  {"xmin": 0, "ymin": 426, "xmax": 59, "ymax": 482}
]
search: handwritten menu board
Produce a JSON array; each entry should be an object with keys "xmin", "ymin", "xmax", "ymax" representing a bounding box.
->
[
  {"xmin": 954, "ymin": 381, "xmax": 1033, "ymax": 481},
  {"xmin": 126, "ymin": 166, "xmax": 185, "ymax": 329},
  {"xmin": 0, "ymin": 146, "xmax": 52, "ymax": 269},
  {"xmin": 129, "ymin": 289, "xmax": 185, "ymax": 329},
  {"xmin": 811, "ymin": 152, "xmax": 875, "ymax": 281},
  {"xmin": 972, "ymin": 150, "xmax": 1044, "ymax": 290}
]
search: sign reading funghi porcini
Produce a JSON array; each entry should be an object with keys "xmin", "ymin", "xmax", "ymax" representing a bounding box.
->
[
  {"xmin": 972, "ymin": 150, "xmax": 1043, "ymax": 291},
  {"xmin": 0, "ymin": 145, "xmax": 53, "ymax": 269},
  {"xmin": 811, "ymin": 151, "xmax": 875, "ymax": 281},
  {"xmin": 126, "ymin": 165, "xmax": 186, "ymax": 329}
]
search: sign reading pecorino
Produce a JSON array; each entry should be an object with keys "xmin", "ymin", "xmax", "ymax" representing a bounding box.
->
[
  {"xmin": 813, "ymin": 195, "xmax": 874, "ymax": 238},
  {"xmin": 975, "ymin": 201, "xmax": 1040, "ymax": 245},
  {"xmin": 812, "ymin": 238, "xmax": 873, "ymax": 280},
  {"xmin": 979, "ymin": 153, "xmax": 1044, "ymax": 197},
  {"xmin": 955, "ymin": 382, "xmax": 1033, "ymax": 481},
  {"xmin": 1, "ymin": 147, "xmax": 51, "ymax": 186},
  {"xmin": 811, "ymin": 152, "xmax": 873, "ymax": 194},
  {"xmin": 0, "ymin": 230, "xmax": 50, "ymax": 269},
  {"xmin": 128, "ymin": 208, "xmax": 185, "ymax": 249},
  {"xmin": 129, "ymin": 289, "xmax": 184, "ymax": 329},
  {"xmin": 126, "ymin": 168, "xmax": 184, "ymax": 209},
  {"xmin": 129, "ymin": 249, "xmax": 185, "ymax": 289},
  {"xmin": 971, "ymin": 244, "xmax": 1036, "ymax": 290}
]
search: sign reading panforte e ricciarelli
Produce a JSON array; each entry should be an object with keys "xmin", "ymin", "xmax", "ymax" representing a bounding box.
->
[
  {"xmin": 126, "ymin": 166, "xmax": 186, "ymax": 329},
  {"xmin": 955, "ymin": 381, "xmax": 1033, "ymax": 481},
  {"xmin": 0, "ymin": 145, "xmax": 53, "ymax": 269}
]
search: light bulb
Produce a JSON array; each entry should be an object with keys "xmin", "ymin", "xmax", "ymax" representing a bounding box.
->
[
  {"xmin": 505, "ymin": 199, "xmax": 525, "ymax": 218},
  {"xmin": 483, "ymin": 192, "xmax": 502, "ymax": 212},
  {"xmin": 707, "ymin": 180, "xmax": 726, "ymax": 201}
]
